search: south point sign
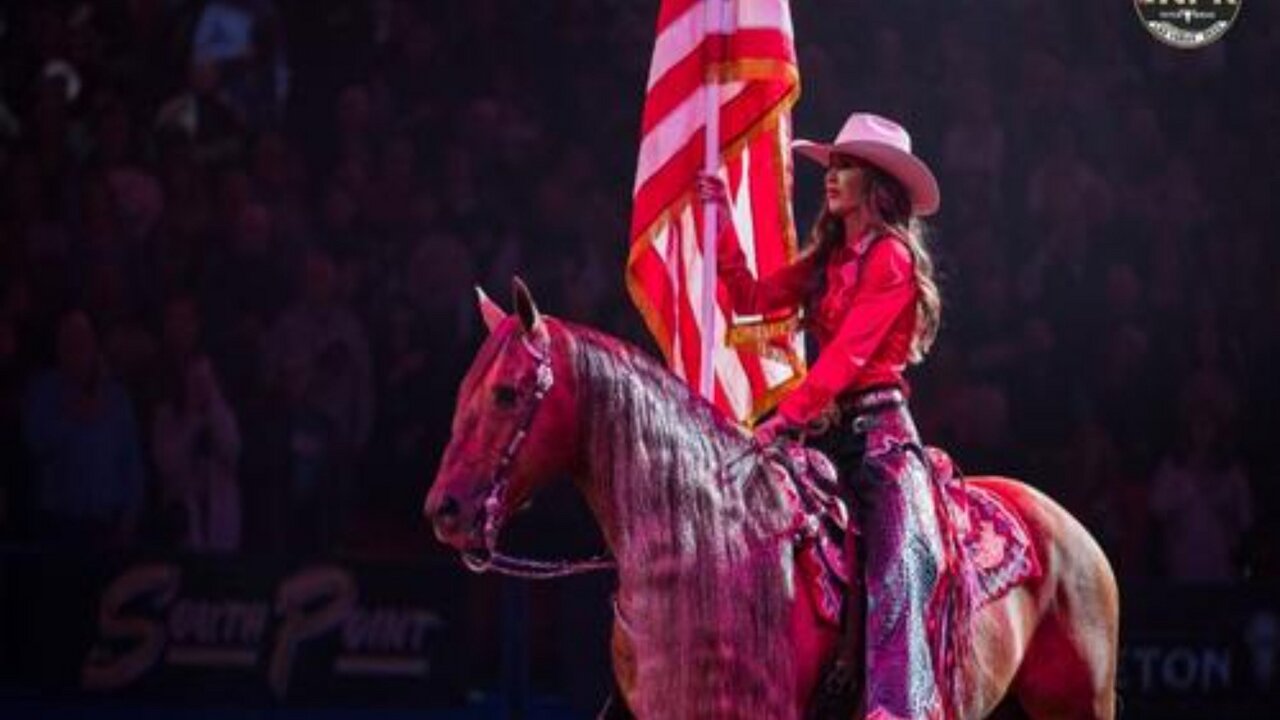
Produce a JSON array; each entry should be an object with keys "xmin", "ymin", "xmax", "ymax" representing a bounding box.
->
[
  {"xmin": 80, "ymin": 563, "xmax": 444, "ymax": 698},
  {"xmin": 1134, "ymin": 0, "xmax": 1242, "ymax": 49}
]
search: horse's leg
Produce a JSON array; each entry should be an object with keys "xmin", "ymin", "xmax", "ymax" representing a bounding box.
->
[
  {"xmin": 1011, "ymin": 565, "xmax": 1119, "ymax": 720},
  {"xmin": 974, "ymin": 478, "xmax": 1120, "ymax": 720},
  {"xmin": 1014, "ymin": 611, "xmax": 1118, "ymax": 720},
  {"xmin": 961, "ymin": 584, "xmax": 1039, "ymax": 716},
  {"xmin": 608, "ymin": 617, "xmax": 639, "ymax": 718}
]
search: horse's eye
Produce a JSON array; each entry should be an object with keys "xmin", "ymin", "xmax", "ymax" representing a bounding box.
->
[{"xmin": 492, "ymin": 385, "xmax": 519, "ymax": 409}]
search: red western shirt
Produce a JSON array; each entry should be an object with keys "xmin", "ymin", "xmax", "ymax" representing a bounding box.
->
[{"xmin": 719, "ymin": 232, "xmax": 918, "ymax": 425}]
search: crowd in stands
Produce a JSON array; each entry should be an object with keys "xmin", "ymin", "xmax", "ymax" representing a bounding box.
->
[{"xmin": 0, "ymin": 0, "xmax": 1277, "ymax": 585}]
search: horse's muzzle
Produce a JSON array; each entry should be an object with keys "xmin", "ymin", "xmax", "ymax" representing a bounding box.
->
[
  {"xmin": 425, "ymin": 484, "xmax": 491, "ymax": 552},
  {"xmin": 428, "ymin": 492, "xmax": 459, "ymax": 523},
  {"xmin": 424, "ymin": 491, "xmax": 465, "ymax": 543}
]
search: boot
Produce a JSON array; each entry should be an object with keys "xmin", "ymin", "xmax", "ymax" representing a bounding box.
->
[{"xmin": 808, "ymin": 529, "xmax": 865, "ymax": 719}]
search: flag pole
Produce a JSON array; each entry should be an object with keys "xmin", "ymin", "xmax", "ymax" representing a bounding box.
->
[{"xmin": 698, "ymin": 0, "xmax": 729, "ymax": 400}]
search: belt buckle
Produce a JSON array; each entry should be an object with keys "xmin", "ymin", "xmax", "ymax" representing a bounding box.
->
[{"xmin": 865, "ymin": 387, "xmax": 897, "ymax": 409}]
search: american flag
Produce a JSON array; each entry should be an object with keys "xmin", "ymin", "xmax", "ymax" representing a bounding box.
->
[{"xmin": 627, "ymin": 0, "xmax": 804, "ymax": 424}]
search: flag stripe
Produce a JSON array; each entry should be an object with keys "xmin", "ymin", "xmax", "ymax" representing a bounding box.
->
[
  {"xmin": 629, "ymin": 245, "xmax": 678, "ymax": 355},
  {"xmin": 629, "ymin": 0, "xmax": 802, "ymax": 424},
  {"xmin": 633, "ymin": 82, "xmax": 793, "ymax": 242},
  {"xmin": 653, "ymin": 0, "xmax": 793, "ymax": 61},
  {"xmin": 636, "ymin": 81, "xmax": 746, "ymax": 194},
  {"xmin": 747, "ymin": 128, "xmax": 791, "ymax": 274},
  {"xmin": 644, "ymin": 30, "xmax": 796, "ymax": 129},
  {"xmin": 656, "ymin": 0, "xmax": 701, "ymax": 35}
]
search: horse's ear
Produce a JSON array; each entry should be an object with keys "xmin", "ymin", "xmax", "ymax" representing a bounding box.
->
[
  {"xmin": 512, "ymin": 276, "xmax": 542, "ymax": 333},
  {"xmin": 475, "ymin": 285, "xmax": 507, "ymax": 333}
]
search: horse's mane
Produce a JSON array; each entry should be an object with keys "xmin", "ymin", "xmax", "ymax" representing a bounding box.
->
[{"xmin": 564, "ymin": 321, "xmax": 800, "ymax": 718}]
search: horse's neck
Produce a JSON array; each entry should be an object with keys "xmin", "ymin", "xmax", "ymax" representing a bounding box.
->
[
  {"xmin": 569, "ymin": 331, "xmax": 793, "ymax": 590},
  {"xmin": 570, "ymin": 330, "xmax": 749, "ymax": 565},
  {"xmin": 568, "ymin": 334, "xmax": 799, "ymax": 718}
]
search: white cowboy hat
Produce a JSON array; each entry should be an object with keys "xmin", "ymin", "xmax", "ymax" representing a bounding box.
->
[{"xmin": 793, "ymin": 112, "xmax": 940, "ymax": 216}]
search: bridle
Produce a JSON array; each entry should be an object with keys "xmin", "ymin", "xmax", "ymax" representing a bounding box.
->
[{"xmin": 461, "ymin": 328, "xmax": 615, "ymax": 579}]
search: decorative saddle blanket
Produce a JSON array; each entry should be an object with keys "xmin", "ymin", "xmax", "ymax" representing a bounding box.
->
[
  {"xmin": 926, "ymin": 447, "xmax": 1043, "ymax": 609},
  {"xmin": 770, "ymin": 445, "xmax": 1042, "ymax": 628}
]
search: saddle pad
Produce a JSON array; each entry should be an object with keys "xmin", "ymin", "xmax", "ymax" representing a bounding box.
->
[{"xmin": 948, "ymin": 481, "xmax": 1042, "ymax": 608}]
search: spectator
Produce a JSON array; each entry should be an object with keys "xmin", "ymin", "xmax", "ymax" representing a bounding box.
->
[
  {"xmin": 21, "ymin": 309, "xmax": 145, "ymax": 550},
  {"xmin": 262, "ymin": 247, "xmax": 373, "ymax": 551},
  {"xmin": 156, "ymin": 150, "xmax": 212, "ymax": 293},
  {"xmin": 265, "ymin": 247, "xmax": 373, "ymax": 451},
  {"xmin": 367, "ymin": 300, "xmax": 433, "ymax": 519},
  {"xmin": 406, "ymin": 232, "xmax": 478, "ymax": 345},
  {"xmin": 151, "ymin": 355, "xmax": 242, "ymax": 552},
  {"xmin": 941, "ymin": 77, "xmax": 1004, "ymax": 212},
  {"xmin": 318, "ymin": 181, "xmax": 368, "ymax": 259},
  {"xmin": 1025, "ymin": 125, "xmax": 1110, "ymax": 233},
  {"xmin": 364, "ymin": 133, "xmax": 419, "ymax": 237},
  {"xmin": 950, "ymin": 381, "xmax": 1024, "ymax": 477},
  {"xmin": 190, "ymin": 0, "xmax": 289, "ymax": 132},
  {"xmin": 0, "ymin": 311, "xmax": 26, "ymax": 538},
  {"xmin": 161, "ymin": 294, "xmax": 202, "ymax": 369},
  {"xmin": 1149, "ymin": 376, "xmax": 1252, "ymax": 583},
  {"xmin": 155, "ymin": 60, "xmax": 246, "ymax": 165},
  {"xmin": 143, "ymin": 293, "xmax": 206, "ymax": 426},
  {"xmin": 1058, "ymin": 415, "xmax": 1152, "ymax": 581},
  {"xmin": 249, "ymin": 131, "xmax": 307, "ymax": 230},
  {"xmin": 201, "ymin": 201, "xmax": 288, "ymax": 402},
  {"xmin": 0, "ymin": 283, "xmax": 36, "ymax": 504},
  {"xmin": 329, "ymin": 83, "xmax": 377, "ymax": 191}
]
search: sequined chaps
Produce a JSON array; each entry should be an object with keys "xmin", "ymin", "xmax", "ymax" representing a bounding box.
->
[{"xmin": 812, "ymin": 398, "xmax": 945, "ymax": 720}]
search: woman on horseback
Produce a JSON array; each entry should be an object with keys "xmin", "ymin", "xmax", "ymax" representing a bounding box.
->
[{"xmin": 710, "ymin": 112, "xmax": 951, "ymax": 720}]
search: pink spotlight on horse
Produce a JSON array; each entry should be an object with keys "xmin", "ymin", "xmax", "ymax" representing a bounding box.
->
[{"xmin": 425, "ymin": 279, "xmax": 1120, "ymax": 720}]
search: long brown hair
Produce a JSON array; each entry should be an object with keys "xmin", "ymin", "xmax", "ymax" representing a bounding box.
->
[{"xmin": 798, "ymin": 161, "xmax": 941, "ymax": 363}]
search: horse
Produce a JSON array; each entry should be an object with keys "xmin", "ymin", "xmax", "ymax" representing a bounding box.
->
[{"xmin": 425, "ymin": 280, "xmax": 1119, "ymax": 720}]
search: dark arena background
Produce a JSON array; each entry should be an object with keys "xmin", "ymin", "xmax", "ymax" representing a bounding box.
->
[{"xmin": 1, "ymin": 1, "xmax": 1278, "ymax": 718}]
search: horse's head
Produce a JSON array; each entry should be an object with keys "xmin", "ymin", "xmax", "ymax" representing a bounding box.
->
[{"xmin": 424, "ymin": 279, "xmax": 579, "ymax": 562}]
